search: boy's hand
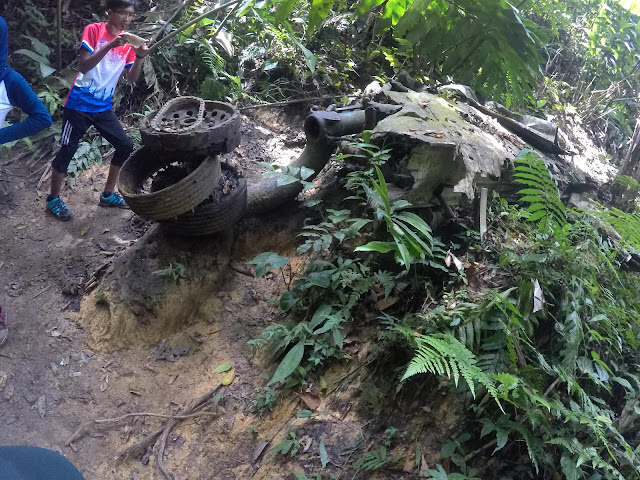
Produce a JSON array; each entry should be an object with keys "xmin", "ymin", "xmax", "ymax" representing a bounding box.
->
[
  {"xmin": 108, "ymin": 34, "xmax": 128, "ymax": 49},
  {"xmin": 133, "ymin": 42, "xmax": 149, "ymax": 58}
]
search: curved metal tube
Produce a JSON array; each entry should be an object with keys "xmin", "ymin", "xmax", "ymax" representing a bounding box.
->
[{"xmin": 247, "ymin": 109, "xmax": 373, "ymax": 215}]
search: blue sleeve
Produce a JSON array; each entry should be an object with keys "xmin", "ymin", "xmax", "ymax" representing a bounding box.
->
[{"xmin": 0, "ymin": 70, "xmax": 52, "ymax": 145}]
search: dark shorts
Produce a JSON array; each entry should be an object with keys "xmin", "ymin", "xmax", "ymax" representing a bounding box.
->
[
  {"xmin": 51, "ymin": 107, "xmax": 133, "ymax": 174},
  {"xmin": 0, "ymin": 446, "xmax": 84, "ymax": 479}
]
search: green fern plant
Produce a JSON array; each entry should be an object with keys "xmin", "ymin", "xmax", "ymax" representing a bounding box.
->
[
  {"xmin": 354, "ymin": 446, "xmax": 402, "ymax": 472},
  {"xmin": 513, "ymin": 149, "xmax": 567, "ymax": 234},
  {"xmin": 614, "ymin": 174, "xmax": 640, "ymax": 193},
  {"xmin": 401, "ymin": 332, "xmax": 502, "ymax": 408},
  {"xmin": 593, "ymin": 207, "xmax": 640, "ymax": 250},
  {"xmin": 297, "ymin": 209, "xmax": 371, "ymax": 255}
]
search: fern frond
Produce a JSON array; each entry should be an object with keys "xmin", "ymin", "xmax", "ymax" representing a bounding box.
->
[
  {"xmin": 374, "ymin": 270, "xmax": 395, "ymax": 298},
  {"xmin": 506, "ymin": 421, "xmax": 551, "ymax": 473},
  {"xmin": 513, "ymin": 149, "xmax": 567, "ymax": 234},
  {"xmin": 182, "ymin": 0, "xmax": 209, "ymax": 24},
  {"xmin": 239, "ymin": 43, "xmax": 268, "ymax": 64},
  {"xmin": 354, "ymin": 447, "xmax": 402, "ymax": 471},
  {"xmin": 593, "ymin": 207, "xmax": 640, "ymax": 249},
  {"xmin": 200, "ymin": 40, "xmax": 226, "ymax": 77},
  {"xmin": 402, "ymin": 333, "xmax": 501, "ymax": 408},
  {"xmin": 559, "ymin": 278, "xmax": 586, "ymax": 375}
]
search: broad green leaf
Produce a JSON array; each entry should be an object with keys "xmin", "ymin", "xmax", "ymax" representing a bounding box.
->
[
  {"xmin": 355, "ymin": 0, "xmax": 386, "ymax": 18},
  {"xmin": 494, "ymin": 428, "xmax": 508, "ymax": 453},
  {"xmin": 15, "ymin": 48, "xmax": 50, "ymax": 66},
  {"xmin": 275, "ymin": 0, "xmax": 297, "ymax": 24},
  {"xmin": 39, "ymin": 63, "xmax": 56, "ymax": 78},
  {"xmin": 268, "ymin": 339, "xmax": 305, "ymax": 385},
  {"xmin": 615, "ymin": 0, "xmax": 640, "ymax": 15},
  {"xmin": 319, "ymin": 440, "xmax": 329, "ymax": 467},
  {"xmin": 332, "ymin": 327, "xmax": 343, "ymax": 349},
  {"xmin": 440, "ymin": 440, "xmax": 458, "ymax": 459},
  {"xmin": 612, "ymin": 376, "xmax": 633, "ymax": 391},
  {"xmin": 298, "ymin": 409, "xmax": 313, "ymax": 418},
  {"xmin": 355, "ymin": 241, "xmax": 396, "ymax": 253},
  {"xmin": 23, "ymin": 35, "xmax": 51, "ymax": 57},
  {"xmin": 287, "ymin": 32, "xmax": 317, "ymax": 72},
  {"xmin": 247, "ymin": 252, "xmax": 290, "ymax": 277},
  {"xmin": 561, "ymin": 455, "xmax": 579, "ymax": 480},
  {"xmin": 279, "ymin": 291, "xmax": 298, "ymax": 311},
  {"xmin": 300, "ymin": 166, "xmax": 315, "ymax": 180},
  {"xmin": 526, "ymin": 210, "xmax": 547, "ymax": 222},
  {"xmin": 276, "ymin": 174, "xmax": 299, "ymax": 187},
  {"xmin": 308, "ymin": 0, "xmax": 336, "ymax": 34},
  {"xmin": 310, "ymin": 304, "xmax": 332, "ymax": 329},
  {"xmin": 215, "ymin": 362, "xmax": 232, "ymax": 373}
]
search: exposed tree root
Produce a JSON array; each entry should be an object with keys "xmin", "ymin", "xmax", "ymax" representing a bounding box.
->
[
  {"xmin": 66, "ymin": 382, "xmax": 224, "ymax": 480},
  {"xmin": 65, "ymin": 411, "xmax": 217, "ymax": 447},
  {"xmin": 115, "ymin": 382, "xmax": 224, "ymax": 479}
]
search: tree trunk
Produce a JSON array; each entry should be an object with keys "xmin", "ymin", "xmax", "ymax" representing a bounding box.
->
[
  {"xmin": 613, "ymin": 117, "xmax": 640, "ymax": 209},
  {"xmin": 617, "ymin": 117, "xmax": 640, "ymax": 180},
  {"xmin": 57, "ymin": 0, "xmax": 62, "ymax": 72}
]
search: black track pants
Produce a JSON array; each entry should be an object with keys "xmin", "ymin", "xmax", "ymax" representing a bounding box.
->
[{"xmin": 51, "ymin": 107, "xmax": 133, "ymax": 174}]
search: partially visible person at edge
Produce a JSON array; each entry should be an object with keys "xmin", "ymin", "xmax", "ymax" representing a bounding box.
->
[
  {"xmin": 46, "ymin": 0, "xmax": 148, "ymax": 221},
  {"xmin": 0, "ymin": 446, "xmax": 85, "ymax": 479},
  {"xmin": 0, "ymin": 16, "xmax": 53, "ymax": 346}
]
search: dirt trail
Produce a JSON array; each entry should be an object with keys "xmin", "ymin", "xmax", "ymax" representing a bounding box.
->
[
  {"xmin": 0, "ymin": 114, "xmax": 318, "ymax": 479},
  {"xmin": 0, "ymin": 110, "xmax": 450, "ymax": 480}
]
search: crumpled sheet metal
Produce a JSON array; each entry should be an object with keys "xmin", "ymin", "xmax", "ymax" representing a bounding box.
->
[{"xmin": 371, "ymin": 90, "xmax": 522, "ymax": 203}]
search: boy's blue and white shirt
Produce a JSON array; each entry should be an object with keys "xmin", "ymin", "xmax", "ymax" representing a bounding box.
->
[{"xmin": 0, "ymin": 16, "xmax": 52, "ymax": 145}]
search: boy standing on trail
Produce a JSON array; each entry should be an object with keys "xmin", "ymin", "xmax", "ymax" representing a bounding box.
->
[
  {"xmin": 0, "ymin": 16, "xmax": 53, "ymax": 345},
  {"xmin": 46, "ymin": 0, "xmax": 149, "ymax": 220}
]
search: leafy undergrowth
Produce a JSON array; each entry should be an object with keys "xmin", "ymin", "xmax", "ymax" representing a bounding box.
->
[{"xmin": 249, "ymin": 142, "xmax": 640, "ymax": 480}]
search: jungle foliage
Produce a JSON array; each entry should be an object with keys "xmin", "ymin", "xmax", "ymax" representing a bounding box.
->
[
  {"xmin": 248, "ymin": 136, "xmax": 640, "ymax": 479},
  {"xmin": 4, "ymin": 0, "xmax": 640, "ymax": 166},
  {"xmin": 5, "ymin": 1, "xmax": 640, "ymax": 479}
]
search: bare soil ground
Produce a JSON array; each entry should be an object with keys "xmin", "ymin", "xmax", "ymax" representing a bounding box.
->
[
  {"xmin": 0, "ymin": 111, "xmax": 456, "ymax": 480},
  {"xmin": 0, "ymin": 113, "xmax": 309, "ymax": 479}
]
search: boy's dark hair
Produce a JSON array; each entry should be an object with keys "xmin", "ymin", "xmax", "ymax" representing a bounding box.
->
[{"xmin": 106, "ymin": 0, "xmax": 136, "ymax": 10}]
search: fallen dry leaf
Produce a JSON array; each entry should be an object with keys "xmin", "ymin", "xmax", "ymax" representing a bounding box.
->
[
  {"xmin": 36, "ymin": 395, "xmax": 46, "ymax": 419},
  {"xmin": 445, "ymin": 250, "xmax": 463, "ymax": 272},
  {"xmin": 222, "ymin": 370, "xmax": 235, "ymax": 386},
  {"xmin": 300, "ymin": 435, "xmax": 313, "ymax": 452},
  {"xmin": 319, "ymin": 376, "xmax": 327, "ymax": 391},
  {"xmin": 80, "ymin": 227, "xmax": 90, "ymax": 237},
  {"xmin": 4, "ymin": 382, "xmax": 14, "ymax": 400},
  {"xmin": 251, "ymin": 440, "xmax": 269, "ymax": 463},
  {"xmin": 0, "ymin": 372, "xmax": 6, "ymax": 389},
  {"xmin": 376, "ymin": 296, "xmax": 399, "ymax": 311},
  {"xmin": 357, "ymin": 341, "xmax": 372, "ymax": 362},
  {"xmin": 533, "ymin": 279, "xmax": 545, "ymax": 313},
  {"xmin": 297, "ymin": 391, "xmax": 321, "ymax": 410}
]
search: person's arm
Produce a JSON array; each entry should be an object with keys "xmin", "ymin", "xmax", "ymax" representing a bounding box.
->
[
  {"xmin": 78, "ymin": 34, "xmax": 128, "ymax": 74},
  {"xmin": 0, "ymin": 71, "xmax": 52, "ymax": 145},
  {"xmin": 125, "ymin": 43, "xmax": 148, "ymax": 83}
]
